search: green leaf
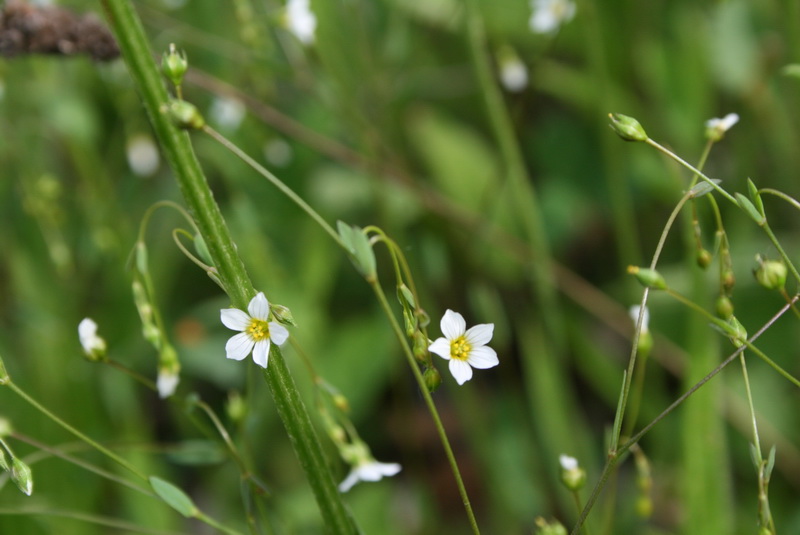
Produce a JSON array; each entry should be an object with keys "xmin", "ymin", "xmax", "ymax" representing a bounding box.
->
[
  {"xmin": 150, "ymin": 476, "xmax": 198, "ymax": 517},
  {"xmin": 11, "ymin": 458, "xmax": 33, "ymax": 496},
  {"xmin": 736, "ymin": 193, "xmax": 765, "ymax": 226},
  {"xmin": 746, "ymin": 178, "xmax": 764, "ymax": 215},
  {"xmin": 336, "ymin": 222, "xmax": 376, "ymax": 279}
]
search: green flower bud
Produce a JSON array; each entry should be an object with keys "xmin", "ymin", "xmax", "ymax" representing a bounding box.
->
[
  {"xmin": 11, "ymin": 457, "xmax": 33, "ymax": 496},
  {"xmin": 722, "ymin": 270, "xmax": 736, "ymax": 293},
  {"xmin": 0, "ymin": 417, "xmax": 12, "ymax": 438},
  {"xmin": 715, "ymin": 295, "xmax": 734, "ymax": 320},
  {"xmin": 424, "ymin": 366, "xmax": 442, "ymax": 393},
  {"xmin": 161, "ymin": 44, "xmax": 188, "ymax": 88},
  {"xmin": 635, "ymin": 495, "xmax": 653, "ymax": 518},
  {"xmin": 163, "ymin": 99, "xmax": 205, "ymax": 130},
  {"xmin": 608, "ymin": 113, "xmax": 648, "ymax": 142},
  {"xmin": 637, "ymin": 330, "xmax": 654, "ymax": 357},
  {"xmin": 753, "ymin": 256, "xmax": 787, "ymax": 291},
  {"xmin": 559, "ymin": 455, "xmax": 586, "ymax": 491},
  {"xmin": 726, "ymin": 316, "xmax": 748, "ymax": 348},
  {"xmin": 413, "ymin": 331, "xmax": 430, "ymax": 364},
  {"xmin": 333, "ymin": 394, "xmax": 350, "ymax": 413},
  {"xmin": 534, "ymin": 517, "xmax": 568, "ymax": 535},
  {"xmin": 270, "ymin": 304, "xmax": 297, "ymax": 327},
  {"xmin": 696, "ymin": 248, "xmax": 712, "ymax": 269},
  {"xmin": 627, "ymin": 266, "xmax": 667, "ymax": 290},
  {"xmin": 225, "ymin": 391, "xmax": 247, "ymax": 423}
]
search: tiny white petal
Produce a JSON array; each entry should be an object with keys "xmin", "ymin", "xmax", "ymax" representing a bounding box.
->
[
  {"xmin": 500, "ymin": 59, "xmax": 528, "ymax": 92},
  {"xmin": 428, "ymin": 338, "xmax": 452, "ymax": 360},
  {"xmin": 269, "ymin": 322, "xmax": 290, "ymax": 346},
  {"xmin": 440, "ymin": 309, "xmax": 466, "ymax": 339},
  {"xmin": 629, "ymin": 305, "xmax": 650, "ymax": 332},
  {"xmin": 248, "ymin": 292, "xmax": 271, "ymax": 321},
  {"xmin": 449, "ymin": 359, "xmax": 473, "ymax": 385},
  {"xmin": 465, "ymin": 323, "xmax": 494, "ymax": 346},
  {"xmin": 559, "ymin": 454, "xmax": 578, "ymax": 470},
  {"xmin": 286, "ymin": 0, "xmax": 317, "ymax": 45},
  {"xmin": 338, "ymin": 471, "xmax": 360, "ymax": 493},
  {"xmin": 467, "ymin": 346, "xmax": 499, "ymax": 369},
  {"xmin": 221, "ymin": 308, "xmax": 251, "ymax": 331},
  {"xmin": 157, "ymin": 372, "xmax": 179, "ymax": 399},
  {"xmin": 252, "ymin": 339, "xmax": 271, "ymax": 368},
  {"xmin": 226, "ymin": 333, "xmax": 255, "ymax": 360}
]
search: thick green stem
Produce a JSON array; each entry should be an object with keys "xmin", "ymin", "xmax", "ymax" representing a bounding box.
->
[{"xmin": 99, "ymin": 2, "xmax": 357, "ymax": 532}]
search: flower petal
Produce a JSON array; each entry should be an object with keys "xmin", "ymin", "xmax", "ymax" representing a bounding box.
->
[
  {"xmin": 247, "ymin": 292, "xmax": 270, "ymax": 321},
  {"xmin": 467, "ymin": 346, "xmax": 499, "ymax": 369},
  {"xmin": 225, "ymin": 333, "xmax": 254, "ymax": 360},
  {"xmin": 428, "ymin": 338, "xmax": 451, "ymax": 360},
  {"xmin": 440, "ymin": 309, "xmax": 466, "ymax": 339},
  {"xmin": 449, "ymin": 359, "xmax": 473, "ymax": 385},
  {"xmin": 252, "ymin": 339, "xmax": 271, "ymax": 368},
  {"xmin": 465, "ymin": 323, "xmax": 494, "ymax": 346},
  {"xmin": 269, "ymin": 322, "xmax": 290, "ymax": 346},
  {"xmin": 221, "ymin": 308, "xmax": 251, "ymax": 331},
  {"xmin": 338, "ymin": 470, "xmax": 360, "ymax": 493}
]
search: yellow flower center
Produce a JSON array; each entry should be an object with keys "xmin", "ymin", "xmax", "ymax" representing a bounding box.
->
[
  {"xmin": 246, "ymin": 319, "xmax": 271, "ymax": 341},
  {"xmin": 450, "ymin": 336, "xmax": 471, "ymax": 361}
]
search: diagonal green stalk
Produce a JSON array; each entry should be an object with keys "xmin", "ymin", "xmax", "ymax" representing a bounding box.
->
[{"xmin": 98, "ymin": 2, "xmax": 358, "ymax": 533}]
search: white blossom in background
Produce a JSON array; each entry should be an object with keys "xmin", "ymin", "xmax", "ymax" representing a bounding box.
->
[
  {"xmin": 126, "ymin": 134, "xmax": 160, "ymax": 177},
  {"xmin": 263, "ymin": 138, "xmax": 293, "ymax": 167},
  {"xmin": 285, "ymin": 0, "xmax": 317, "ymax": 45},
  {"xmin": 157, "ymin": 369, "xmax": 179, "ymax": 399},
  {"xmin": 705, "ymin": 113, "xmax": 739, "ymax": 141},
  {"xmin": 209, "ymin": 96, "xmax": 246, "ymax": 131},
  {"xmin": 559, "ymin": 454, "xmax": 578, "ymax": 471},
  {"xmin": 220, "ymin": 292, "xmax": 289, "ymax": 368},
  {"xmin": 339, "ymin": 459, "xmax": 402, "ymax": 493},
  {"xmin": 78, "ymin": 318, "xmax": 107, "ymax": 360},
  {"xmin": 629, "ymin": 305, "xmax": 650, "ymax": 333},
  {"xmin": 529, "ymin": 0, "xmax": 576, "ymax": 34},
  {"xmin": 428, "ymin": 310, "xmax": 499, "ymax": 385},
  {"xmin": 499, "ymin": 56, "xmax": 529, "ymax": 93}
]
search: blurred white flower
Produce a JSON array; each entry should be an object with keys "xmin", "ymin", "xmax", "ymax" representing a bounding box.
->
[
  {"xmin": 339, "ymin": 459, "xmax": 402, "ymax": 493},
  {"xmin": 629, "ymin": 305, "xmax": 650, "ymax": 333},
  {"xmin": 220, "ymin": 292, "xmax": 289, "ymax": 368},
  {"xmin": 285, "ymin": 0, "xmax": 317, "ymax": 45},
  {"xmin": 263, "ymin": 138, "xmax": 293, "ymax": 167},
  {"xmin": 529, "ymin": 0, "xmax": 576, "ymax": 34},
  {"xmin": 126, "ymin": 134, "xmax": 160, "ymax": 177},
  {"xmin": 78, "ymin": 318, "xmax": 107, "ymax": 360},
  {"xmin": 559, "ymin": 454, "xmax": 578, "ymax": 471},
  {"xmin": 499, "ymin": 56, "xmax": 529, "ymax": 92},
  {"xmin": 705, "ymin": 113, "xmax": 739, "ymax": 141},
  {"xmin": 209, "ymin": 96, "xmax": 246, "ymax": 131},
  {"xmin": 157, "ymin": 369, "xmax": 180, "ymax": 399},
  {"xmin": 428, "ymin": 310, "xmax": 499, "ymax": 385}
]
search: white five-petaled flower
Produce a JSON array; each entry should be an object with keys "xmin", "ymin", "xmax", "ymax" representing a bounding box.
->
[
  {"xmin": 220, "ymin": 292, "xmax": 289, "ymax": 368},
  {"xmin": 529, "ymin": 0, "xmax": 576, "ymax": 35},
  {"xmin": 428, "ymin": 310, "xmax": 499, "ymax": 385},
  {"xmin": 78, "ymin": 318, "xmax": 107, "ymax": 359},
  {"xmin": 629, "ymin": 305, "xmax": 650, "ymax": 333},
  {"xmin": 339, "ymin": 459, "xmax": 402, "ymax": 493},
  {"xmin": 285, "ymin": 0, "xmax": 317, "ymax": 45}
]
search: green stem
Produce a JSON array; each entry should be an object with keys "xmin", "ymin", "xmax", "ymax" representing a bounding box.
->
[
  {"xmin": 99, "ymin": 2, "xmax": 358, "ymax": 532},
  {"xmin": 7, "ymin": 381, "xmax": 148, "ymax": 481},
  {"xmin": 369, "ymin": 281, "xmax": 481, "ymax": 535}
]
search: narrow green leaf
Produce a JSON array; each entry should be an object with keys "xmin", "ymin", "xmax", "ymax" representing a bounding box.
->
[
  {"xmin": 11, "ymin": 458, "xmax": 33, "ymax": 496},
  {"xmin": 746, "ymin": 178, "xmax": 765, "ymax": 215},
  {"xmin": 736, "ymin": 193, "xmax": 766, "ymax": 226},
  {"xmin": 150, "ymin": 476, "xmax": 198, "ymax": 517}
]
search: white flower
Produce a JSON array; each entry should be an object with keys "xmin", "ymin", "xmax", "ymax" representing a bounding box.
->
[
  {"xmin": 705, "ymin": 113, "xmax": 739, "ymax": 133},
  {"xmin": 157, "ymin": 368, "xmax": 180, "ymax": 399},
  {"xmin": 500, "ymin": 57, "xmax": 529, "ymax": 93},
  {"xmin": 220, "ymin": 292, "xmax": 290, "ymax": 368},
  {"xmin": 126, "ymin": 134, "xmax": 160, "ymax": 177},
  {"xmin": 628, "ymin": 305, "xmax": 650, "ymax": 333},
  {"xmin": 285, "ymin": 0, "xmax": 317, "ymax": 45},
  {"xmin": 339, "ymin": 459, "xmax": 402, "ymax": 493},
  {"xmin": 529, "ymin": 0, "xmax": 576, "ymax": 34},
  {"xmin": 78, "ymin": 318, "xmax": 107, "ymax": 359},
  {"xmin": 428, "ymin": 310, "xmax": 499, "ymax": 385},
  {"xmin": 559, "ymin": 454, "xmax": 578, "ymax": 471},
  {"xmin": 209, "ymin": 96, "xmax": 246, "ymax": 131}
]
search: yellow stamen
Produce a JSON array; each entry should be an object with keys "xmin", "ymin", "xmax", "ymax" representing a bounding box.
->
[
  {"xmin": 246, "ymin": 319, "xmax": 271, "ymax": 341},
  {"xmin": 450, "ymin": 336, "xmax": 471, "ymax": 361}
]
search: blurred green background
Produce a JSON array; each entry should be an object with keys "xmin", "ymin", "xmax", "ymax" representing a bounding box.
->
[{"xmin": 1, "ymin": 0, "xmax": 799, "ymax": 533}]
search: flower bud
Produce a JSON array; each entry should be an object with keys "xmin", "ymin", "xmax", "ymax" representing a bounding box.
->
[
  {"xmin": 726, "ymin": 316, "xmax": 747, "ymax": 348},
  {"xmin": 627, "ymin": 266, "xmax": 667, "ymax": 290},
  {"xmin": 722, "ymin": 270, "xmax": 736, "ymax": 293},
  {"xmin": 270, "ymin": 304, "xmax": 298, "ymax": 327},
  {"xmin": 226, "ymin": 391, "xmax": 247, "ymax": 423},
  {"xmin": 156, "ymin": 344, "xmax": 180, "ymax": 399},
  {"xmin": 11, "ymin": 457, "xmax": 33, "ymax": 496},
  {"xmin": 753, "ymin": 256, "xmax": 787, "ymax": 291},
  {"xmin": 161, "ymin": 43, "xmax": 188, "ymax": 88},
  {"xmin": 413, "ymin": 331, "xmax": 430, "ymax": 364},
  {"xmin": 534, "ymin": 517, "xmax": 568, "ymax": 535},
  {"xmin": 424, "ymin": 366, "xmax": 442, "ymax": 393},
  {"xmin": 78, "ymin": 318, "xmax": 108, "ymax": 362},
  {"xmin": 696, "ymin": 248, "xmax": 712, "ymax": 269},
  {"xmin": 333, "ymin": 394, "xmax": 350, "ymax": 413},
  {"xmin": 705, "ymin": 113, "xmax": 739, "ymax": 142},
  {"xmin": 558, "ymin": 454, "xmax": 586, "ymax": 491},
  {"xmin": 0, "ymin": 417, "xmax": 12, "ymax": 438},
  {"xmin": 608, "ymin": 113, "xmax": 648, "ymax": 142},
  {"xmin": 164, "ymin": 99, "xmax": 205, "ymax": 130},
  {"xmin": 715, "ymin": 295, "xmax": 734, "ymax": 320}
]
